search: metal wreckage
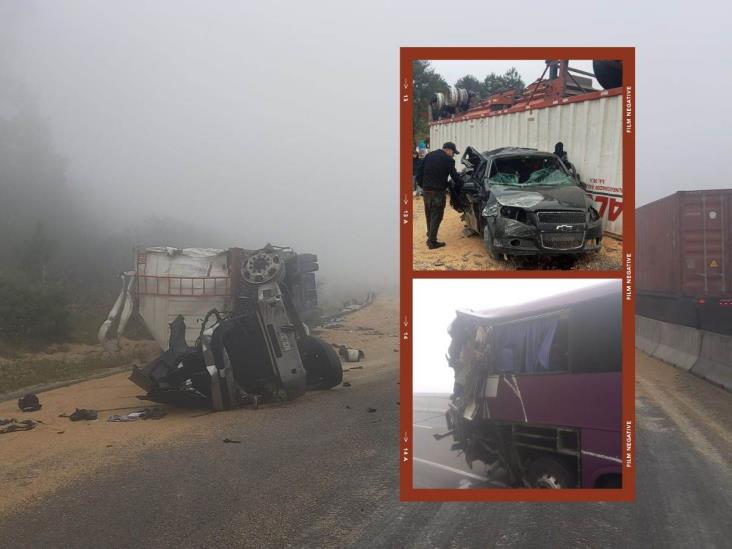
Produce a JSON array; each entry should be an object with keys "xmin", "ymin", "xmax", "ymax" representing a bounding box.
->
[{"xmin": 99, "ymin": 245, "xmax": 342, "ymax": 410}]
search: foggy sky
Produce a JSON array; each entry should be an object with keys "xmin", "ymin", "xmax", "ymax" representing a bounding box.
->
[
  {"xmin": 413, "ymin": 279, "xmax": 619, "ymax": 393},
  {"xmin": 1, "ymin": 1, "xmax": 730, "ymax": 292}
]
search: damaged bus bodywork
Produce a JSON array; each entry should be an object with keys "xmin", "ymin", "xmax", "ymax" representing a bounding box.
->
[
  {"xmin": 444, "ymin": 281, "xmax": 621, "ymax": 488},
  {"xmin": 99, "ymin": 245, "xmax": 341, "ymax": 410},
  {"xmin": 453, "ymin": 147, "xmax": 603, "ymax": 259}
]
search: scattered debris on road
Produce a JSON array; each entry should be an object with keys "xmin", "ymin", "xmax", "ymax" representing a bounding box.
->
[
  {"xmin": 342, "ymin": 382, "xmax": 352, "ymax": 387},
  {"xmin": 367, "ymin": 407, "xmax": 377, "ymax": 413},
  {"xmin": 108, "ymin": 408, "xmax": 167, "ymax": 422},
  {"xmin": 336, "ymin": 345, "xmax": 365, "ymax": 362},
  {"xmin": 63, "ymin": 409, "xmax": 98, "ymax": 421},
  {"xmin": 0, "ymin": 418, "xmax": 38, "ymax": 434},
  {"xmin": 17, "ymin": 394, "xmax": 41, "ymax": 412},
  {"xmin": 223, "ymin": 438, "xmax": 242, "ymax": 444}
]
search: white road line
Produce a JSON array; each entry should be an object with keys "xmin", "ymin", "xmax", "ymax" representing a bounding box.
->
[
  {"xmin": 413, "ymin": 424, "xmax": 433, "ymax": 429},
  {"xmin": 413, "ymin": 457, "xmax": 488, "ymax": 481},
  {"xmin": 581, "ymin": 450, "xmax": 623, "ymax": 464}
]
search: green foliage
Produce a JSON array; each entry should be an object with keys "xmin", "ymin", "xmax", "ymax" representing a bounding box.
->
[
  {"xmin": 0, "ymin": 277, "xmax": 71, "ymax": 343},
  {"xmin": 454, "ymin": 74, "xmax": 483, "ymax": 95},
  {"xmin": 412, "ymin": 60, "xmax": 448, "ymax": 146},
  {"xmin": 414, "ymin": 64, "xmax": 526, "ymax": 145},
  {"xmin": 482, "ymin": 67, "xmax": 525, "ymax": 96},
  {"xmin": 18, "ymin": 222, "xmax": 56, "ymax": 282}
]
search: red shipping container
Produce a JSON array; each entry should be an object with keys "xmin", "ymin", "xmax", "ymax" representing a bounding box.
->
[{"xmin": 637, "ymin": 190, "xmax": 732, "ymax": 299}]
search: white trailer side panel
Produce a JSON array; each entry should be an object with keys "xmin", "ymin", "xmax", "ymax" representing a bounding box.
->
[
  {"xmin": 136, "ymin": 248, "xmax": 231, "ymax": 348},
  {"xmin": 430, "ymin": 94, "xmax": 623, "ymax": 236}
]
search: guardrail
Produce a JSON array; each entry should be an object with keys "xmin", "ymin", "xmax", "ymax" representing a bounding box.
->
[{"xmin": 636, "ymin": 315, "xmax": 732, "ymax": 391}]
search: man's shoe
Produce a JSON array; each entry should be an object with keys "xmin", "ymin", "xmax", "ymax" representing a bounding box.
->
[{"xmin": 427, "ymin": 241, "xmax": 446, "ymax": 249}]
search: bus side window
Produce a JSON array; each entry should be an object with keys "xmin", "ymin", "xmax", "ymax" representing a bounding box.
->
[{"xmin": 548, "ymin": 317, "xmax": 569, "ymax": 372}]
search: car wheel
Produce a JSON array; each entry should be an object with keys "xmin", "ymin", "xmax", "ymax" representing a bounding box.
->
[
  {"xmin": 527, "ymin": 456, "xmax": 576, "ymax": 489},
  {"xmin": 483, "ymin": 224, "xmax": 502, "ymax": 261},
  {"xmin": 300, "ymin": 335, "xmax": 343, "ymax": 390}
]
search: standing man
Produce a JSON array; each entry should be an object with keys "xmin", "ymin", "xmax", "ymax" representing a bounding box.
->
[
  {"xmin": 415, "ymin": 141, "xmax": 464, "ymax": 249},
  {"xmin": 554, "ymin": 141, "xmax": 578, "ymax": 179}
]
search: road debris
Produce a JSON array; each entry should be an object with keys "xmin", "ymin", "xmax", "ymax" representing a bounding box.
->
[
  {"xmin": 336, "ymin": 345, "xmax": 365, "ymax": 362},
  {"xmin": 17, "ymin": 394, "xmax": 42, "ymax": 412},
  {"xmin": 223, "ymin": 438, "xmax": 242, "ymax": 444},
  {"xmin": 63, "ymin": 409, "xmax": 98, "ymax": 421},
  {"xmin": 367, "ymin": 407, "xmax": 377, "ymax": 413},
  {"xmin": 108, "ymin": 408, "xmax": 167, "ymax": 422},
  {"xmin": 342, "ymin": 382, "xmax": 352, "ymax": 387},
  {"xmin": 0, "ymin": 418, "xmax": 37, "ymax": 434}
]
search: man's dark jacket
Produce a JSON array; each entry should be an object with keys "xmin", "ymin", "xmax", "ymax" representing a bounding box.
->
[{"xmin": 415, "ymin": 149, "xmax": 463, "ymax": 193}]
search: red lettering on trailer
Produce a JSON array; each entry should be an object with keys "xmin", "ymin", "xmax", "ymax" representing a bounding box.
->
[{"xmin": 592, "ymin": 195, "xmax": 624, "ymax": 222}]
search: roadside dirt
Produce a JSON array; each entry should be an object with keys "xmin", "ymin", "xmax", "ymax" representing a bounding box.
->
[
  {"xmin": 636, "ymin": 352, "xmax": 732, "ymax": 466},
  {"xmin": 412, "ymin": 195, "xmax": 623, "ymax": 271},
  {"xmin": 0, "ymin": 295, "xmax": 398, "ymax": 516}
]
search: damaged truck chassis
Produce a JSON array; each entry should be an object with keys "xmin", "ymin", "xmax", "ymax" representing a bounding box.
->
[{"xmin": 100, "ymin": 245, "xmax": 342, "ymax": 410}]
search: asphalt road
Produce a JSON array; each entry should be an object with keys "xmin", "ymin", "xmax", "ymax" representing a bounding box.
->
[{"xmin": 2, "ymin": 351, "xmax": 731, "ymax": 547}]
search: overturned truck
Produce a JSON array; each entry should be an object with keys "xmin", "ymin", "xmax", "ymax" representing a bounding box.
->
[
  {"xmin": 443, "ymin": 281, "xmax": 622, "ymax": 488},
  {"xmin": 99, "ymin": 245, "xmax": 342, "ymax": 410}
]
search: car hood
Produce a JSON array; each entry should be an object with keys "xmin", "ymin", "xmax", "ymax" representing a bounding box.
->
[{"xmin": 491, "ymin": 184, "xmax": 588, "ymax": 210}]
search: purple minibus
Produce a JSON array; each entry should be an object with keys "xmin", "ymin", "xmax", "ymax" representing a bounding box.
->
[{"xmin": 444, "ymin": 280, "xmax": 622, "ymax": 488}]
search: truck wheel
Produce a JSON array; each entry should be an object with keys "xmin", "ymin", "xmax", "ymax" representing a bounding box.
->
[
  {"xmin": 527, "ymin": 456, "xmax": 576, "ymax": 489},
  {"xmin": 483, "ymin": 225, "xmax": 502, "ymax": 261},
  {"xmin": 301, "ymin": 336, "xmax": 343, "ymax": 390}
]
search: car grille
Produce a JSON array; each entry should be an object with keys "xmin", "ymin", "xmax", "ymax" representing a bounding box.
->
[
  {"xmin": 540, "ymin": 233, "xmax": 585, "ymax": 250},
  {"xmin": 537, "ymin": 211, "xmax": 586, "ymax": 224}
]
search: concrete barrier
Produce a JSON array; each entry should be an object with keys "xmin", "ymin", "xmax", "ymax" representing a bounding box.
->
[
  {"xmin": 651, "ymin": 320, "xmax": 702, "ymax": 371},
  {"xmin": 635, "ymin": 316, "xmax": 661, "ymax": 355},
  {"xmin": 691, "ymin": 331, "xmax": 732, "ymax": 392}
]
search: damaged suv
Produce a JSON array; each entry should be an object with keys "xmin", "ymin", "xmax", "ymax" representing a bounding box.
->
[{"xmin": 452, "ymin": 147, "xmax": 603, "ymax": 259}]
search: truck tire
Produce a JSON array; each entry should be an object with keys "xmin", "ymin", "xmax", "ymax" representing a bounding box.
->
[
  {"xmin": 301, "ymin": 336, "xmax": 343, "ymax": 390},
  {"xmin": 527, "ymin": 456, "xmax": 576, "ymax": 489}
]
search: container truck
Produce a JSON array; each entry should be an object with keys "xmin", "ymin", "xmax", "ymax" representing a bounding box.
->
[{"xmin": 636, "ymin": 190, "xmax": 732, "ymax": 335}]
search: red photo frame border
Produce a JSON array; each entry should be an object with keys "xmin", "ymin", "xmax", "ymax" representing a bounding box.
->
[{"xmin": 399, "ymin": 47, "xmax": 636, "ymax": 502}]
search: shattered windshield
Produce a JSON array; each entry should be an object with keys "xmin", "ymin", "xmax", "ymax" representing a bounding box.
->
[{"xmin": 488, "ymin": 156, "xmax": 575, "ymax": 187}]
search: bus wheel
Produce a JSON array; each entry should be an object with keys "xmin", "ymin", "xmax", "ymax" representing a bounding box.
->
[{"xmin": 527, "ymin": 456, "xmax": 576, "ymax": 489}]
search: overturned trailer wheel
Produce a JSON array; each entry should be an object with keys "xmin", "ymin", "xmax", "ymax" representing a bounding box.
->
[{"xmin": 300, "ymin": 335, "xmax": 343, "ymax": 389}]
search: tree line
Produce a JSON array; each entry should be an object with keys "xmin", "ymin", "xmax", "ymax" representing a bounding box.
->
[{"xmin": 412, "ymin": 61, "xmax": 525, "ymax": 146}]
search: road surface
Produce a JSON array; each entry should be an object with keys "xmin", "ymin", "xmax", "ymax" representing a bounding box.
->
[{"xmin": 1, "ymin": 314, "xmax": 731, "ymax": 547}]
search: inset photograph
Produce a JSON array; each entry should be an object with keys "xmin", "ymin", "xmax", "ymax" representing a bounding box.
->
[
  {"xmin": 412, "ymin": 279, "xmax": 622, "ymax": 489},
  {"xmin": 412, "ymin": 59, "xmax": 624, "ymax": 271}
]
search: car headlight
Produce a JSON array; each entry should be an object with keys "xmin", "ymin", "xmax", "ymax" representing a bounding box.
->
[
  {"xmin": 588, "ymin": 207, "xmax": 600, "ymax": 222},
  {"xmin": 500, "ymin": 206, "xmax": 528, "ymax": 223}
]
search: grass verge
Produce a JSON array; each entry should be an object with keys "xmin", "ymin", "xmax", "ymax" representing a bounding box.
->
[{"xmin": 0, "ymin": 346, "xmax": 154, "ymax": 395}]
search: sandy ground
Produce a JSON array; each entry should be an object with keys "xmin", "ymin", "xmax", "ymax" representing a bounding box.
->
[
  {"xmin": 0, "ymin": 296, "xmax": 398, "ymax": 516},
  {"xmin": 412, "ymin": 195, "xmax": 623, "ymax": 271}
]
